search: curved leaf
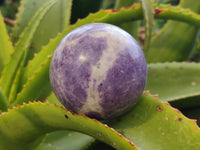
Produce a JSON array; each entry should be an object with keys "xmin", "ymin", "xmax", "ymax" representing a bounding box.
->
[
  {"xmin": 45, "ymin": 92, "xmax": 63, "ymax": 106},
  {"xmin": 35, "ymin": 131, "xmax": 94, "ymax": 150},
  {"xmin": 0, "ymin": 102, "xmax": 138, "ymax": 150},
  {"xmin": 0, "ymin": 87, "xmax": 8, "ymax": 112},
  {"xmin": 1, "ymin": 93, "xmax": 200, "ymax": 149},
  {"xmin": 189, "ymin": 39, "xmax": 200, "ymax": 62},
  {"xmin": 8, "ymin": 51, "xmax": 25, "ymax": 103},
  {"xmin": 146, "ymin": 62, "xmax": 200, "ymax": 108},
  {"xmin": 114, "ymin": 0, "xmax": 140, "ymax": 39},
  {"xmin": 140, "ymin": 0, "xmax": 154, "ymax": 54},
  {"xmin": 13, "ymin": 56, "xmax": 52, "ymax": 105},
  {"xmin": 108, "ymin": 93, "xmax": 200, "ymax": 150},
  {"xmin": 0, "ymin": 11, "xmax": 13, "ymax": 73}
]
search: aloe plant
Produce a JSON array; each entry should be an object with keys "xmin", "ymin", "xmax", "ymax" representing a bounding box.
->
[{"xmin": 0, "ymin": 0, "xmax": 200, "ymax": 149}]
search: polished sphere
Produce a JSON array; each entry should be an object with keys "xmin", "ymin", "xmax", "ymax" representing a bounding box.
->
[{"xmin": 50, "ymin": 23, "xmax": 147, "ymax": 120}]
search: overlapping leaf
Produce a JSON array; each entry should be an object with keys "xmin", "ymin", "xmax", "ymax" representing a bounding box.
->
[
  {"xmin": 140, "ymin": 0, "xmax": 154, "ymax": 54},
  {"xmin": 0, "ymin": 12, "xmax": 13, "ymax": 73},
  {"xmin": 35, "ymin": 131, "xmax": 94, "ymax": 150},
  {"xmin": 0, "ymin": 87, "xmax": 8, "ymax": 112},
  {"xmin": 13, "ymin": 56, "xmax": 52, "ymax": 105},
  {"xmin": 114, "ymin": 0, "xmax": 140, "ymax": 39},
  {"xmin": 108, "ymin": 93, "xmax": 200, "ymax": 150},
  {"xmin": 1, "ymin": 94, "xmax": 200, "ymax": 150},
  {"xmin": 0, "ymin": 102, "xmax": 138, "ymax": 150},
  {"xmin": 146, "ymin": 62, "xmax": 200, "ymax": 108}
]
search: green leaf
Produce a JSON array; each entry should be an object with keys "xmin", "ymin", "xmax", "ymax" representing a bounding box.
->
[
  {"xmin": 11, "ymin": 0, "xmax": 72, "ymax": 61},
  {"xmin": 1, "ymin": 94, "xmax": 200, "ymax": 149},
  {"xmin": 0, "ymin": 11, "xmax": 13, "ymax": 73},
  {"xmin": 0, "ymin": 0, "xmax": 56, "ymax": 97},
  {"xmin": 188, "ymin": 39, "xmax": 200, "ymax": 62},
  {"xmin": 146, "ymin": 62, "xmax": 200, "ymax": 108},
  {"xmin": 146, "ymin": 0, "xmax": 200, "ymax": 63},
  {"xmin": 140, "ymin": 0, "xmax": 154, "ymax": 54},
  {"xmin": 35, "ymin": 131, "xmax": 94, "ymax": 150},
  {"xmin": 13, "ymin": 56, "xmax": 52, "ymax": 105},
  {"xmin": 45, "ymin": 92, "xmax": 63, "ymax": 106},
  {"xmin": 118, "ymin": 21, "xmax": 140, "ymax": 40},
  {"xmin": 0, "ymin": 102, "xmax": 138, "ymax": 150},
  {"xmin": 114, "ymin": 0, "xmax": 140, "ymax": 39},
  {"xmin": 0, "ymin": 87, "xmax": 8, "ymax": 112},
  {"xmin": 8, "ymin": 51, "xmax": 25, "ymax": 103},
  {"xmin": 108, "ymin": 93, "xmax": 200, "ymax": 150}
]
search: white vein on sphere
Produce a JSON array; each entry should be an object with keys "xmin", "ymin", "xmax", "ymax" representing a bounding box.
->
[{"xmin": 78, "ymin": 31, "xmax": 130, "ymax": 118}]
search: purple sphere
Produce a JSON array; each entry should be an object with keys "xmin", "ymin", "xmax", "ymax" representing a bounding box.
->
[{"xmin": 50, "ymin": 23, "xmax": 147, "ymax": 120}]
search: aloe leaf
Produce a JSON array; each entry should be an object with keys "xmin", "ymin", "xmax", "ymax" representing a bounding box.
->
[
  {"xmin": 35, "ymin": 144, "xmax": 58, "ymax": 150},
  {"xmin": 146, "ymin": 0, "xmax": 200, "ymax": 63},
  {"xmin": 0, "ymin": 102, "xmax": 138, "ymax": 150},
  {"xmin": 8, "ymin": 51, "xmax": 25, "ymax": 103},
  {"xmin": 0, "ymin": 0, "xmax": 56, "ymax": 97},
  {"xmin": 0, "ymin": 87, "xmax": 8, "ymax": 112},
  {"xmin": 189, "ymin": 39, "xmax": 200, "ymax": 62},
  {"xmin": 35, "ymin": 131, "xmax": 94, "ymax": 150},
  {"xmin": 146, "ymin": 62, "xmax": 200, "ymax": 108},
  {"xmin": 108, "ymin": 93, "xmax": 200, "ymax": 150},
  {"xmin": 45, "ymin": 92, "xmax": 63, "ymax": 106},
  {"xmin": 114, "ymin": 0, "xmax": 140, "ymax": 39},
  {"xmin": 0, "ymin": 11, "xmax": 13, "ymax": 73},
  {"xmin": 12, "ymin": 0, "xmax": 72, "ymax": 61},
  {"xmin": 119, "ymin": 21, "xmax": 140, "ymax": 40},
  {"xmin": 1, "ymin": 93, "xmax": 200, "ymax": 149},
  {"xmin": 140, "ymin": 0, "xmax": 154, "ymax": 54},
  {"xmin": 13, "ymin": 56, "xmax": 52, "ymax": 105}
]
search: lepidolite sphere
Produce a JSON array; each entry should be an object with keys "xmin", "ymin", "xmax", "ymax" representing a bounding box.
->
[{"xmin": 50, "ymin": 23, "xmax": 147, "ymax": 120}]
